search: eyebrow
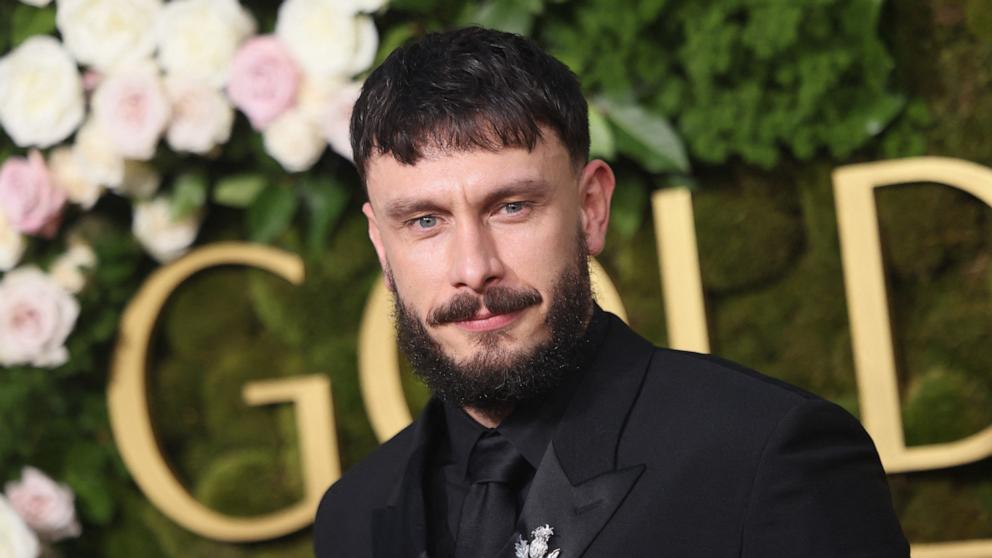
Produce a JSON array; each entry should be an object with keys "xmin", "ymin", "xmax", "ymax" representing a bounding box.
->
[{"xmin": 382, "ymin": 178, "xmax": 552, "ymax": 221}]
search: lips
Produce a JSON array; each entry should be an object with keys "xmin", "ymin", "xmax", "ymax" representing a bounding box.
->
[{"xmin": 453, "ymin": 309, "xmax": 522, "ymax": 332}]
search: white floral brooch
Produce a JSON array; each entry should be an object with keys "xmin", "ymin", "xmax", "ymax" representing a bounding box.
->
[{"xmin": 514, "ymin": 524, "xmax": 560, "ymax": 558}]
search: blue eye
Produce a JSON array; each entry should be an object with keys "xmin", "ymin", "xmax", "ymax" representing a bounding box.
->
[
  {"xmin": 417, "ymin": 216, "xmax": 437, "ymax": 228},
  {"xmin": 504, "ymin": 202, "xmax": 524, "ymax": 214}
]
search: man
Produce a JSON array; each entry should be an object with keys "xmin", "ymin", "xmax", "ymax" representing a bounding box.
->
[{"xmin": 314, "ymin": 27, "xmax": 909, "ymax": 558}]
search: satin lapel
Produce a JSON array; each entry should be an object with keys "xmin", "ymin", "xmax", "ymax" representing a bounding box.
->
[
  {"xmin": 553, "ymin": 313, "xmax": 656, "ymax": 485},
  {"xmin": 371, "ymin": 400, "xmax": 441, "ymax": 558},
  {"xmin": 505, "ymin": 445, "xmax": 645, "ymax": 557},
  {"xmin": 500, "ymin": 313, "xmax": 655, "ymax": 557}
]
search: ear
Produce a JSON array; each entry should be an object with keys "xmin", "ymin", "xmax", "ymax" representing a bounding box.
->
[
  {"xmin": 362, "ymin": 201, "xmax": 395, "ymax": 291},
  {"xmin": 577, "ymin": 159, "xmax": 616, "ymax": 256}
]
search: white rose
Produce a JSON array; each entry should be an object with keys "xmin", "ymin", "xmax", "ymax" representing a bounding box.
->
[
  {"xmin": 165, "ymin": 75, "xmax": 234, "ymax": 154},
  {"xmin": 20, "ymin": 0, "xmax": 52, "ymax": 6},
  {"xmin": 0, "ymin": 36, "xmax": 84, "ymax": 148},
  {"xmin": 73, "ymin": 118, "xmax": 125, "ymax": 189},
  {"xmin": 156, "ymin": 0, "xmax": 256, "ymax": 88},
  {"xmin": 50, "ymin": 242, "xmax": 97, "ymax": 294},
  {"xmin": 5, "ymin": 467, "xmax": 81, "ymax": 542},
  {"xmin": 276, "ymin": 0, "xmax": 379, "ymax": 79},
  {"xmin": 263, "ymin": 108, "xmax": 325, "ymax": 172},
  {"xmin": 0, "ymin": 495, "xmax": 38, "ymax": 558},
  {"xmin": 49, "ymin": 147, "xmax": 103, "ymax": 209},
  {"xmin": 343, "ymin": 0, "xmax": 387, "ymax": 13},
  {"xmin": 0, "ymin": 267, "xmax": 80, "ymax": 368},
  {"xmin": 0, "ymin": 213, "xmax": 25, "ymax": 272},
  {"xmin": 56, "ymin": 0, "xmax": 161, "ymax": 72},
  {"xmin": 321, "ymin": 81, "xmax": 362, "ymax": 161},
  {"xmin": 132, "ymin": 197, "xmax": 201, "ymax": 262}
]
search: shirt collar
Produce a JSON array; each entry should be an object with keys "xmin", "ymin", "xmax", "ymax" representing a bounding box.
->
[{"xmin": 441, "ymin": 304, "xmax": 611, "ymax": 479}]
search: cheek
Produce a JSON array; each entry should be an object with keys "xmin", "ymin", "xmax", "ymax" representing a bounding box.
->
[
  {"xmin": 384, "ymin": 243, "xmax": 448, "ymax": 306},
  {"xmin": 496, "ymin": 219, "xmax": 580, "ymax": 288}
]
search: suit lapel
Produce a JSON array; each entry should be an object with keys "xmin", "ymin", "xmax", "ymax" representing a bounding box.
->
[
  {"xmin": 510, "ymin": 313, "xmax": 656, "ymax": 556},
  {"xmin": 371, "ymin": 312, "xmax": 657, "ymax": 558},
  {"xmin": 507, "ymin": 445, "xmax": 645, "ymax": 557},
  {"xmin": 371, "ymin": 400, "xmax": 442, "ymax": 558}
]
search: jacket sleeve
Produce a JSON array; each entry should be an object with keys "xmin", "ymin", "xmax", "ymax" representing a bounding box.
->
[{"xmin": 740, "ymin": 398, "xmax": 910, "ymax": 557}]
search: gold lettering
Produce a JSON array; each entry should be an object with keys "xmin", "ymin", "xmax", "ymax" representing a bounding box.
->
[
  {"xmin": 833, "ymin": 158, "xmax": 992, "ymax": 558},
  {"xmin": 651, "ymin": 187, "xmax": 710, "ymax": 352},
  {"xmin": 107, "ymin": 243, "xmax": 339, "ymax": 542}
]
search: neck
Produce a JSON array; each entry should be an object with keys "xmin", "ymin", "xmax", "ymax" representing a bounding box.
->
[{"xmin": 463, "ymin": 403, "xmax": 513, "ymax": 428}]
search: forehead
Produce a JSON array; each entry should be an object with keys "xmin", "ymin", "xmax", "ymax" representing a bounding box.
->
[{"xmin": 364, "ymin": 135, "xmax": 576, "ymax": 208}]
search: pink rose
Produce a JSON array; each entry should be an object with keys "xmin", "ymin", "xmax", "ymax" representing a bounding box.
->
[
  {"xmin": 92, "ymin": 63, "xmax": 170, "ymax": 160},
  {"xmin": 5, "ymin": 467, "xmax": 81, "ymax": 542},
  {"xmin": 0, "ymin": 267, "xmax": 79, "ymax": 368},
  {"xmin": 0, "ymin": 150, "xmax": 66, "ymax": 237},
  {"xmin": 227, "ymin": 35, "xmax": 301, "ymax": 130}
]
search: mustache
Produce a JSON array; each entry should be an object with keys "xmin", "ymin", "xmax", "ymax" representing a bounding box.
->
[{"xmin": 427, "ymin": 286, "xmax": 543, "ymax": 326}]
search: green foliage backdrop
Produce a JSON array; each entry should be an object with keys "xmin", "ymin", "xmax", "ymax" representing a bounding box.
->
[{"xmin": 1, "ymin": 0, "xmax": 991, "ymax": 555}]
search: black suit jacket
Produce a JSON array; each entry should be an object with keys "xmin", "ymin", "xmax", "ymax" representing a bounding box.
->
[{"xmin": 314, "ymin": 313, "xmax": 909, "ymax": 557}]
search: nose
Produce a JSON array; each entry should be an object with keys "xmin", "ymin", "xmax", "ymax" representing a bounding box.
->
[{"xmin": 448, "ymin": 220, "xmax": 504, "ymax": 292}]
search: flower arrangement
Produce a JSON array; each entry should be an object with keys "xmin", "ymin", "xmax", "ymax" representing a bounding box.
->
[{"xmin": 0, "ymin": 0, "xmax": 386, "ymax": 555}]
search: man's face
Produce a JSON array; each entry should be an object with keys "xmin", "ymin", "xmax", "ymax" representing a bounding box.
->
[{"xmin": 362, "ymin": 132, "xmax": 615, "ymax": 404}]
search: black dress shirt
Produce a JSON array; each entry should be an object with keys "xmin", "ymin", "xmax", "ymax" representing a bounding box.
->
[{"xmin": 424, "ymin": 307, "xmax": 610, "ymax": 557}]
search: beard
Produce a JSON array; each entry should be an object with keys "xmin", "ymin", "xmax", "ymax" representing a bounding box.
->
[{"xmin": 391, "ymin": 236, "xmax": 594, "ymax": 410}]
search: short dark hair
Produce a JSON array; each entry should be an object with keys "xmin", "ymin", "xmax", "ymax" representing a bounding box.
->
[{"xmin": 350, "ymin": 27, "xmax": 590, "ymax": 182}]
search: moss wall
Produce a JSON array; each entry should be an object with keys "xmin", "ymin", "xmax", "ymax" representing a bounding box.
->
[{"xmin": 102, "ymin": 0, "xmax": 992, "ymax": 554}]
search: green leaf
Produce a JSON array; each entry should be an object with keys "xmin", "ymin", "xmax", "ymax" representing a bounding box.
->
[
  {"xmin": 213, "ymin": 173, "xmax": 268, "ymax": 208},
  {"xmin": 373, "ymin": 23, "xmax": 418, "ymax": 68},
  {"xmin": 598, "ymin": 96, "xmax": 689, "ymax": 173},
  {"xmin": 588, "ymin": 104, "xmax": 616, "ymax": 160},
  {"xmin": 170, "ymin": 172, "xmax": 208, "ymax": 220},
  {"xmin": 301, "ymin": 176, "xmax": 351, "ymax": 256},
  {"xmin": 389, "ymin": 0, "xmax": 440, "ymax": 14},
  {"xmin": 459, "ymin": 0, "xmax": 543, "ymax": 35},
  {"xmin": 609, "ymin": 174, "xmax": 647, "ymax": 240},
  {"xmin": 247, "ymin": 184, "xmax": 299, "ymax": 243},
  {"xmin": 11, "ymin": 4, "xmax": 56, "ymax": 48}
]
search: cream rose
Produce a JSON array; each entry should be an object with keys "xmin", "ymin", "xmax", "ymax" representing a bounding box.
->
[
  {"xmin": 73, "ymin": 118, "xmax": 125, "ymax": 189},
  {"xmin": 92, "ymin": 62, "xmax": 170, "ymax": 160},
  {"xmin": 50, "ymin": 242, "xmax": 97, "ymax": 294},
  {"xmin": 276, "ymin": 0, "xmax": 379, "ymax": 79},
  {"xmin": 0, "ymin": 213, "xmax": 25, "ymax": 272},
  {"xmin": 49, "ymin": 147, "xmax": 103, "ymax": 210},
  {"xmin": 0, "ymin": 36, "xmax": 84, "ymax": 148},
  {"xmin": 5, "ymin": 467, "xmax": 81, "ymax": 542},
  {"xmin": 156, "ymin": 0, "xmax": 256, "ymax": 88},
  {"xmin": 341, "ymin": 0, "xmax": 387, "ymax": 13},
  {"xmin": 0, "ymin": 150, "xmax": 66, "ymax": 237},
  {"xmin": 132, "ymin": 197, "xmax": 201, "ymax": 262},
  {"xmin": 56, "ymin": 0, "xmax": 161, "ymax": 72},
  {"xmin": 0, "ymin": 495, "xmax": 38, "ymax": 558},
  {"xmin": 321, "ymin": 81, "xmax": 362, "ymax": 162},
  {"xmin": 165, "ymin": 75, "xmax": 234, "ymax": 154},
  {"xmin": 263, "ymin": 108, "xmax": 325, "ymax": 172},
  {"xmin": 0, "ymin": 267, "xmax": 80, "ymax": 368}
]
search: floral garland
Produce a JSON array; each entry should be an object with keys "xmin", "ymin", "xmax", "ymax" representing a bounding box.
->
[
  {"xmin": 0, "ymin": 0, "xmax": 382, "ymax": 366},
  {"xmin": 0, "ymin": 0, "xmax": 385, "ymax": 555}
]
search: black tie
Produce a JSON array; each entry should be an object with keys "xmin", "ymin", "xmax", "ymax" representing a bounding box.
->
[{"xmin": 454, "ymin": 430, "xmax": 532, "ymax": 558}]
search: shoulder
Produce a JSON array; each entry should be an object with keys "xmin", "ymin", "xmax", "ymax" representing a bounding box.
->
[
  {"xmin": 619, "ymin": 343, "xmax": 874, "ymax": 463},
  {"xmin": 313, "ymin": 421, "xmax": 417, "ymax": 555}
]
